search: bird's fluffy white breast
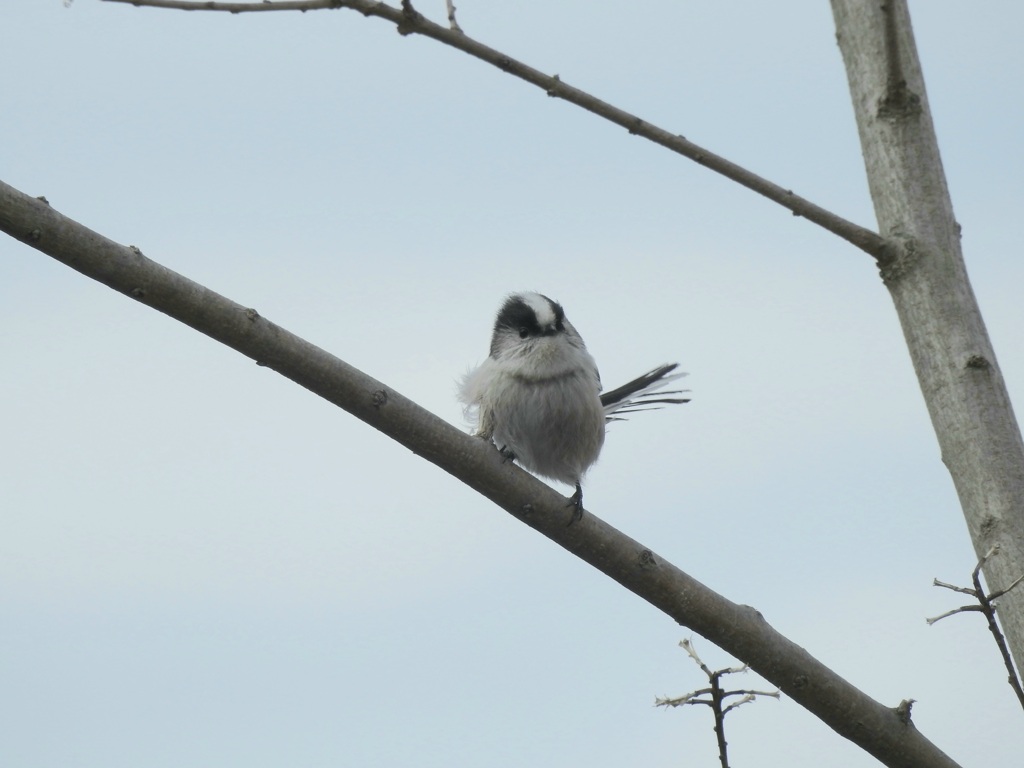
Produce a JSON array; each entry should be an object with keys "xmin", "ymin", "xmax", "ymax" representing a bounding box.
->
[{"xmin": 459, "ymin": 351, "xmax": 605, "ymax": 485}]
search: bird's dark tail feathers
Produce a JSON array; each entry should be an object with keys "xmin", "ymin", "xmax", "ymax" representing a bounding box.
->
[{"xmin": 601, "ymin": 363, "xmax": 690, "ymax": 421}]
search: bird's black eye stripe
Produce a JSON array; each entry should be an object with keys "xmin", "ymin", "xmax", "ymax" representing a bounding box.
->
[
  {"xmin": 490, "ymin": 294, "xmax": 570, "ymax": 357},
  {"xmin": 495, "ymin": 297, "xmax": 543, "ymax": 338}
]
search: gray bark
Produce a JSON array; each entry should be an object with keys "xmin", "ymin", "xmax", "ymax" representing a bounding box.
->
[{"xmin": 833, "ymin": 0, "xmax": 1024, "ymax": 676}]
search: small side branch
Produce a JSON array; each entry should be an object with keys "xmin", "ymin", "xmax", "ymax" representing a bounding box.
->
[
  {"xmin": 656, "ymin": 639, "xmax": 780, "ymax": 768},
  {"xmin": 100, "ymin": 0, "xmax": 888, "ymax": 260},
  {"xmin": 928, "ymin": 546, "xmax": 1024, "ymax": 710},
  {"xmin": 444, "ymin": 0, "xmax": 462, "ymax": 32}
]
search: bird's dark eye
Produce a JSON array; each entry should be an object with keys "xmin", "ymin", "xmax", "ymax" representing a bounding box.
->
[{"xmin": 518, "ymin": 327, "xmax": 530, "ymax": 339}]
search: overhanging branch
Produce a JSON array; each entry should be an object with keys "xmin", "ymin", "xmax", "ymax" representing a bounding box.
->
[{"xmin": 100, "ymin": 0, "xmax": 889, "ymax": 259}]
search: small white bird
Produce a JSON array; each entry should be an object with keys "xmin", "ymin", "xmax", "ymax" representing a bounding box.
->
[{"xmin": 459, "ymin": 292, "xmax": 688, "ymax": 523}]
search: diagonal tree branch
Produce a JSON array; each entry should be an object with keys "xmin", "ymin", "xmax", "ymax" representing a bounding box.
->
[
  {"xmin": 100, "ymin": 0, "xmax": 889, "ymax": 259},
  {"xmin": 1, "ymin": 178, "xmax": 960, "ymax": 768}
]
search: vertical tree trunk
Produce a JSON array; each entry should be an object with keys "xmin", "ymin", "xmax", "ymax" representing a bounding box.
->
[{"xmin": 832, "ymin": 0, "xmax": 1024, "ymax": 677}]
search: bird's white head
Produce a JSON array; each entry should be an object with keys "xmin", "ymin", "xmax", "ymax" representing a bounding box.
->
[{"xmin": 488, "ymin": 292, "xmax": 591, "ymax": 375}]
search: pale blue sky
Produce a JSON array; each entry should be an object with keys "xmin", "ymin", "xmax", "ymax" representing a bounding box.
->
[{"xmin": 3, "ymin": 2, "xmax": 1023, "ymax": 766}]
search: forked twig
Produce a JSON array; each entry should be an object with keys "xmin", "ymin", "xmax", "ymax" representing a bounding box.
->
[
  {"xmin": 656, "ymin": 639, "xmax": 780, "ymax": 768},
  {"xmin": 928, "ymin": 546, "xmax": 1024, "ymax": 710}
]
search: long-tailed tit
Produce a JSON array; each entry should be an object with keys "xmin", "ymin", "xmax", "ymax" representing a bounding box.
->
[{"xmin": 459, "ymin": 292, "xmax": 688, "ymax": 523}]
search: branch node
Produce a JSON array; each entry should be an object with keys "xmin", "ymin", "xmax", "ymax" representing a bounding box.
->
[
  {"xmin": 637, "ymin": 548, "xmax": 657, "ymax": 569},
  {"xmin": 876, "ymin": 83, "xmax": 922, "ymax": 121},
  {"xmin": 397, "ymin": 0, "xmax": 421, "ymax": 35},
  {"xmin": 877, "ymin": 0, "xmax": 922, "ymax": 121},
  {"xmin": 895, "ymin": 698, "xmax": 915, "ymax": 725},
  {"xmin": 876, "ymin": 235, "xmax": 918, "ymax": 286},
  {"xmin": 781, "ymin": 190, "xmax": 800, "ymax": 217},
  {"xmin": 371, "ymin": 388, "xmax": 389, "ymax": 409}
]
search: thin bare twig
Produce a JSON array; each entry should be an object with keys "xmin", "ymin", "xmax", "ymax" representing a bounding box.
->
[
  {"xmin": 926, "ymin": 604, "xmax": 983, "ymax": 624},
  {"xmin": 444, "ymin": 0, "xmax": 462, "ymax": 33},
  {"xmin": 100, "ymin": 0, "xmax": 889, "ymax": 260},
  {"xmin": 990, "ymin": 572, "xmax": 1024, "ymax": 601},
  {"xmin": 928, "ymin": 547, "xmax": 1024, "ymax": 710},
  {"xmin": 105, "ymin": 0, "xmax": 339, "ymax": 10},
  {"xmin": 656, "ymin": 639, "xmax": 780, "ymax": 768},
  {"xmin": 931, "ymin": 578, "xmax": 979, "ymax": 598}
]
